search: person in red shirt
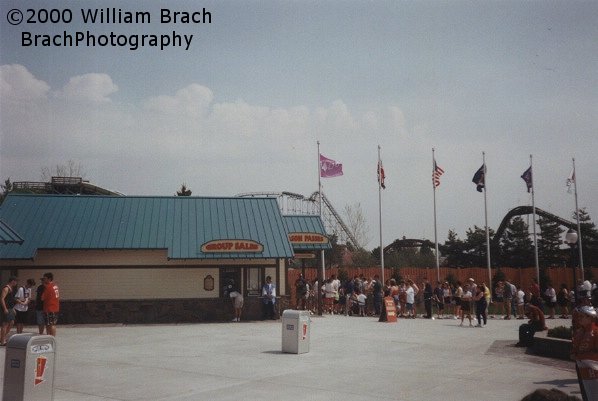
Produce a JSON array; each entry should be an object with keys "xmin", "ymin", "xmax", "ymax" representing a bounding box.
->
[{"xmin": 41, "ymin": 272, "xmax": 60, "ymax": 337}]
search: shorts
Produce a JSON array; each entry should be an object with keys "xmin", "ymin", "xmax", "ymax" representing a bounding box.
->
[
  {"xmin": 1, "ymin": 309, "xmax": 16, "ymax": 323},
  {"xmin": 44, "ymin": 312, "xmax": 59, "ymax": 326},
  {"xmin": 234, "ymin": 298, "xmax": 244, "ymax": 309},
  {"xmin": 15, "ymin": 310, "xmax": 29, "ymax": 324},
  {"xmin": 454, "ymin": 297, "xmax": 462, "ymax": 307},
  {"xmin": 36, "ymin": 310, "xmax": 45, "ymax": 326},
  {"xmin": 437, "ymin": 302, "xmax": 444, "ymax": 310},
  {"xmin": 406, "ymin": 303, "xmax": 414, "ymax": 311}
]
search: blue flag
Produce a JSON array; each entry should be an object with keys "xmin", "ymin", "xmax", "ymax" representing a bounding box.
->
[
  {"xmin": 521, "ymin": 166, "xmax": 532, "ymax": 193},
  {"xmin": 472, "ymin": 165, "xmax": 485, "ymax": 192}
]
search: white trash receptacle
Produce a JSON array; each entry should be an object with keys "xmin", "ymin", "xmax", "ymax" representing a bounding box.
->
[
  {"xmin": 282, "ymin": 309, "xmax": 310, "ymax": 354},
  {"xmin": 2, "ymin": 333, "xmax": 56, "ymax": 401}
]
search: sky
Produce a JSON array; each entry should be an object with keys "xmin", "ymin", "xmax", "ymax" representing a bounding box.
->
[{"xmin": 1, "ymin": 0, "xmax": 597, "ymax": 249}]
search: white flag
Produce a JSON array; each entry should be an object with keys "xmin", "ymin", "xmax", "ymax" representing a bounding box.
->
[{"xmin": 566, "ymin": 168, "xmax": 575, "ymax": 193}]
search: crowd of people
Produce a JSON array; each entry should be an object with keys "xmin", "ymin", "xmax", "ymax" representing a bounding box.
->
[
  {"xmin": 293, "ymin": 273, "xmax": 598, "ymax": 328},
  {"xmin": 0, "ymin": 272, "xmax": 60, "ymax": 345}
]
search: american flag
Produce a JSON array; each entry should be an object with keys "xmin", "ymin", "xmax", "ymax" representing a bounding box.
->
[
  {"xmin": 432, "ymin": 159, "xmax": 444, "ymax": 188},
  {"xmin": 377, "ymin": 161, "xmax": 386, "ymax": 189}
]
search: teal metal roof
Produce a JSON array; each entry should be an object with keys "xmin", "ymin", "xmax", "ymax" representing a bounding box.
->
[
  {"xmin": 0, "ymin": 194, "xmax": 294, "ymax": 260},
  {"xmin": 283, "ymin": 215, "xmax": 331, "ymax": 251},
  {"xmin": 0, "ymin": 219, "xmax": 23, "ymax": 244}
]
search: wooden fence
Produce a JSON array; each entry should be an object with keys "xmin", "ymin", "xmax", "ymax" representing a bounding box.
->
[{"xmin": 288, "ymin": 265, "xmax": 596, "ymax": 293}]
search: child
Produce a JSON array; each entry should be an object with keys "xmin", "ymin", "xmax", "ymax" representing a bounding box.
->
[
  {"xmin": 460, "ymin": 284, "xmax": 473, "ymax": 327},
  {"xmin": 356, "ymin": 289, "xmax": 367, "ymax": 317}
]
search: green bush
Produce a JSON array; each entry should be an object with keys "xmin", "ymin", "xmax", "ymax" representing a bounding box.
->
[{"xmin": 547, "ymin": 325, "xmax": 572, "ymax": 340}]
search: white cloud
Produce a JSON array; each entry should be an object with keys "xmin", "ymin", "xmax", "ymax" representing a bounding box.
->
[
  {"xmin": 2, "ymin": 64, "xmax": 596, "ymax": 247},
  {"xmin": 0, "ymin": 64, "xmax": 50, "ymax": 101},
  {"xmin": 57, "ymin": 73, "xmax": 118, "ymax": 103}
]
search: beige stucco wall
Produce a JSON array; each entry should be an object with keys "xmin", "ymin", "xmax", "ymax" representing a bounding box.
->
[
  {"xmin": 5, "ymin": 250, "xmax": 287, "ymax": 300},
  {"xmin": 17, "ymin": 267, "xmax": 220, "ymax": 300}
]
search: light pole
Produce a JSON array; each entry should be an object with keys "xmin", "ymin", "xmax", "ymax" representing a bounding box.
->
[{"xmin": 565, "ymin": 228, "xmax": 578, "ymax": 306}]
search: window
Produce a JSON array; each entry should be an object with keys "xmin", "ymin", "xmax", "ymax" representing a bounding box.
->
[{"xmin": 246, "ymin": 267, "xmax": 262, "ymax": 296}]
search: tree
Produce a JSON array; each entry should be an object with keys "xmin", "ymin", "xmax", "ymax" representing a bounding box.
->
[
  {"xmin": 343, "ymin": 202, "xmax": 371, "ymax": 248},
  {"xmin": 573, "ymin": 208, "xmax": 598, "ymax": 277},
  {"xmin": 537, "ymin": 216, "xmax": 564, "ymax": 268},
  {"xmin": 0, "ymin": 178, "xmax": 13, "ymax": 204},
  {"xmin": 441, "ymin": 229, "xmax": 467, "ymax": 267},
  {"xmin": 41, "ymin": 160, "xmax": 85, "ymax": 180},
  {"xmin": 537, "ymin": 216, "xmax": 564, "ymax": 288},
  {"xmin": 463, "ymin": 225, "xmax": 495, "ymax": 267},
  {"xmin": 176, "ymin": 184, "xmax": 192, "ymax": 196},
  {"xmin": 499, "ymin": 216, "xmax": 534, "ymax": 268}
]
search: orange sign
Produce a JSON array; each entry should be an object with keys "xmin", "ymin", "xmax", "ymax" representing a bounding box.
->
[
  {"xmin": 201, "ymin": 240, "xmax": 263, "ymax": 253},
  {"xmin": 288, "ymin": 233, "xmax": 329, "ymax": 244},
  {"xmin": 35, "ymin": 356, "xmax": 47, "ymax": 386},
  {"xmin": 384, "ymin": 297, "xmax": 397, "ymax": 323}
]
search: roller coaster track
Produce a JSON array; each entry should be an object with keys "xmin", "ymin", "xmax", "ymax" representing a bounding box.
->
[
  {"xmin": 235, "ymin": 191, "xmax": 361, "ymax": 248},
  {"xmin": 492, "ymin": 205, "xmax": 576, "ymax": 249}
]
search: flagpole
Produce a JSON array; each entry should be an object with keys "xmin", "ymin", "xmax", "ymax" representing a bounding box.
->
[
  {"xmin": 530, "ymin": 154, "xmax": 540, "ymax": 286},
  {"xmin": 316, "ymin": 141, "xmax": 325, "ymax": 316},
  {"xmin": 317, "ymin": 141, "xmax": 325, "ymax": 283},
  {"xmin": 378, "ymin": 145, "xmax": 385, "ymax": 284},
  {"xmin": 572, "ymin": 158, "xmax": 584, "ymax": 281},
  {"xmin": 432, "ymin": 148, "xmax": 440, "ymax": 283},
  {"xmin": 482, "ymin": 151, "xmax": 492, "ymax": 291}
]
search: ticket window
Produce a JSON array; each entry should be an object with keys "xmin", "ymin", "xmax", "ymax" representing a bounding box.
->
[
  {"xmin": 220, "ymin": 268, "xmax": 241, "ymax": 297},
  {"xmin": 246, "ymin": 267, "xmax": 263, "ymax": 297}
]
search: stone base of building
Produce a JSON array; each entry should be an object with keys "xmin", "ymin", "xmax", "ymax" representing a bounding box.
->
[{"xmin": 21, "ymin": 297, "xmax": 291, "ymax": 325}]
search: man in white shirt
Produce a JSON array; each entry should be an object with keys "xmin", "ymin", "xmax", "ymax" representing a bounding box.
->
[
  {"xmin": 261, "ymin": 276, "xmax": 277, "ymax": 320},
  {"xmin": 14, "ymin": 279, "xmax": 35, "ymax": 334}
]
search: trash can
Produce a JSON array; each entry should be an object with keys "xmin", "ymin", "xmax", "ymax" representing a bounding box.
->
[
  {"xmin": 281, "ymin": 310, "xmax": 310, "ymax": 354},
  {"xmin": 2, "ymin": 334, "xmax": 56, "ymax": 401}
]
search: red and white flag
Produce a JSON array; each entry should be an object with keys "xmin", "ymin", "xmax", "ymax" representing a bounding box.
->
[
  {"xmin": 378, "ymin": 161, "xmax": 386, "ymax": 189},
  {"xmin": 433, "ymin": 159, "xmax": 444, "ymax": 188},
  {"xmin": 566, "ymin": 168, "xmax": 575, "ymax": 193},
  {"xmin": 319, "ymin": 154, "xmax": 343, "ymax": 178}
]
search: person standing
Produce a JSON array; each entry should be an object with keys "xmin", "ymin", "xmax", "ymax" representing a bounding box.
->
[
  {"xmin": 261, "ymin": 276, "xmax": 276, "ymax": 320},
  {"xmin": 0, "ymin": 276, "xmax": 18, "ymax": 345},
  {"xmin": 516, "ymin": 285, "xmax": 526, "ymax": 319},
  {"xmin": 474, "ymin": 284, "xmax": 488, "ymax": 327},
  {"xmin": 503, "ymin": 279, "xmax": 514, "ymax": 320},
  {"xmin": 41, "ymin": 273, "xmax": 60, "ymax": 337},
  {"xmin": 229, "ymin": 286, "xmax": 244, "ymax": 322},
  {"xmin": 295, "ymin": 274, "xmax": 308, "ymax": 310},
  {"xmin": 14, "ymin": 278, "xmax": 35, "ymax": 334},
  {"xmin": 460, "ymin": 283, "xmax": 473, "ymax": 327},
  {"xmin": 423, "ymin": 280, "xmax": 433, "ymax": 319},
  {"xmin": 35, "ymin": 280, "xmax": 46, "ymax": 334},
  {"xmin": 405, "ymin": 280, "xmax": 416, "ymax": 319},
  {"xmin": 545, "ymin": 282, "xmax": 557, "ymax": 319},
  {"xmin": 433, "ymin": 281, "xmax": 445, "ymax": 319},
  {"xmin": 558, "ymin": 283, "xmax": 570, "ymax": 319},
  {"xmin": 371, "ymin": 275, "xmax": 383, "ymax": 317},
  {"xmin": 453, "ymin": 281, "xmax": 463, "ymax": 320}
]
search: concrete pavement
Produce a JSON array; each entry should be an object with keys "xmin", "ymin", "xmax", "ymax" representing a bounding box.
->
[{"xmin": 1, "ymin": 315, "xmax": 580, "ymax": 400}]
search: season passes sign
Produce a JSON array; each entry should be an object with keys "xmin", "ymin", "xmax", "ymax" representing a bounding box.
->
[
  {"xmin": 288, "ymin": 233, "xmax": 329, "ymax": 245},
  {"xmin": 201, "ymin": 240, "xmax": 264, "ymax": 253}
]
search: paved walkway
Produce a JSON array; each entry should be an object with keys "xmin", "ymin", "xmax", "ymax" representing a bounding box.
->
[{"xmin": 1, "ymin": 315, "xmax": 580, "ymax": 400}]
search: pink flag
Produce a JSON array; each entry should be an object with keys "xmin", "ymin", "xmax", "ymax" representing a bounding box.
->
[{"xmin": 320, "ymin": 154, "xmax": 343, "ymax": 178}]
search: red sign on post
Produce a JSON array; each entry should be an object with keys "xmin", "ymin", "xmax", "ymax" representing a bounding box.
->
[{"xmin": 384, "ymin": 297, "xmax": 397, "ymax": 323}]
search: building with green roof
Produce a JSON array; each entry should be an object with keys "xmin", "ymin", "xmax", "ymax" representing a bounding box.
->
[{"xmin": 0, "ymin": 194, "xmax": 329, "ymax": 323}]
